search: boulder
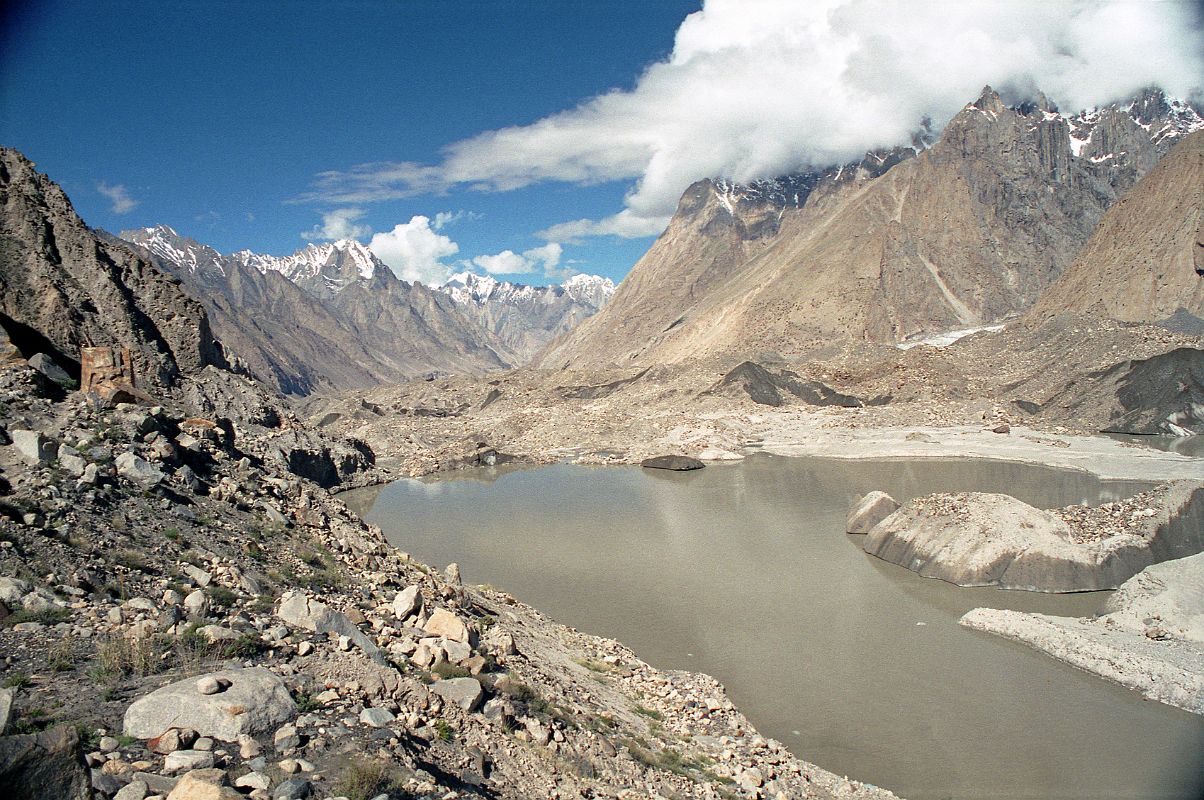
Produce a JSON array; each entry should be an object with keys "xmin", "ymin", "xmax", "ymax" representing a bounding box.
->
[
  {"xmin": 276, "ymin": 592, "xmax": 382, "ymax": 661},
  {"xmin": 424, "ymin": 607, "xmax": 470, "ymax": 643},
  {"xmin": 0, "ymin": 724, "xmax": 90, "ymax": 800},
  {"xmin": 359, "ymin": 707, "xmax": 395, "ymax": 728},
  {"xmin": 0, "ymin": 577, "xmax": 31, "ymax": 605},
  {"xmin": 846, "ymin": 491, "xmax": 900, "ymax": 534},
  {"xmin": 272, "ymin": 778, "xmax": 313, "ymax": 800},
  {"xmin": 115, "ymin": 452, "xmax": 165, "ymax": 487},
  {"xmin": 165, "ymin": 769, "xmax": 242, "ymax": 800},
  {"xmin": 27, "ymin": 353, "xmax": 71, "ymax": 385},
  {"xmin": 0, "ymin": 687, "xmax": 12, "ymax": 735},
  {"xmin": 392, "ymin": 585, "xmax": 422, "ymax": 620},
  {"xmin": 640, "ymin": 455, "xmax": 705, "ymax": 471},
  {"xmin": 164, "ymin": 750, "xmax": 215, "ymax": 773},
  {"xmin": 123, "ymin": 668, "xmax": 296, "ymax": 742},
  {"xmin": 10, "ymin": 429, "xmax": 57, "ymax": 465},
  {"xmin": 429, "ymin": 677, "xmax": 484, "ymax": 712},
  {"xmin": 114, "ymin": 780, "xmax": 149, "ymax": 800}
]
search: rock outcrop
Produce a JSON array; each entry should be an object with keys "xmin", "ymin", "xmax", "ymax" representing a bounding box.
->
[
  {"xmin": 862, "ymin": 482, "xmax": 1204, "ymax": 592},
  {"xmin": 0, "ymin": 148, "xmax": 224, "ymax": 388},
  {"xmin": 0, "ymin": 725, "xmax": 90, "ymax": 800}
]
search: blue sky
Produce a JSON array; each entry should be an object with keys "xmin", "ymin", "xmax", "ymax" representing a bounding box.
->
[
  {"xmin": 2, "ymin": 1, "xmax": 1200, "ymax": 287},
  {"xmin": 1, "ymin": 1, "xmax": 699, "ymax": 284}
]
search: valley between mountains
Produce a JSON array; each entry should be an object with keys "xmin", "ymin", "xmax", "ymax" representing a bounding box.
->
[{"xmin": 0, "ymin": 84, "xmax": 1202, "ymax": 800}]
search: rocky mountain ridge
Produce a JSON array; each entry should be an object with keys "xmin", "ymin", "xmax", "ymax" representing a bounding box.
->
[
  {"xmin": 539, "ymin": 87, "xmax": 1203, "ymax": 368},
  {"xmin": 0, "ymin": 149, "xmax": 225, "ymax": 389},
  {"xmin": 1030, "ymin": 130, "xmax": 1204, "ymax": 322},
  {"xmin": 438, "ymin": 272, "xmax": 615, "ymax": 362},
  {"xmin": 121, "ymin": 227, "xmax": 511, "ymax": 395}
]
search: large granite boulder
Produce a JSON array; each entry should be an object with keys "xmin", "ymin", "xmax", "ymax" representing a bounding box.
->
[
  {"xmin": 276, "ymin": 592, "xmax": 382, "ymax": 661},
  {"xmin": 123, "ymin": 668, "xmax": 296, "ymax": 742},
  {"xmin": 863, "ymin": 483, "xmax": 1204, "ymax": 592},
  {"xmin": 0, "ymin": 724, "xmax": 89, "ymax": 800}
]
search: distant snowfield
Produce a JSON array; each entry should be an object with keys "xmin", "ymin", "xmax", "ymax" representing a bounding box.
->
[{"xmin": 896, "ymin": 323, "xmax": 1005, "ymax": 350}]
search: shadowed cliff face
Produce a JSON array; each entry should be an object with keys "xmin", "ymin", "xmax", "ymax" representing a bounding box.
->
[
  {"xmin": 0, "ymin": 148, "xmax": 225, "ymax": 387},
  {"xmin": 540, "ymin": 88, "xmax": 1203, "ymax": 369},
  {"xmin": 1031, "ymin": 130, "xmax": 1204, "ymax": 323},
  {"xmin": 120, "ymin": 226, "xmax": 511, "ymax": 396}
]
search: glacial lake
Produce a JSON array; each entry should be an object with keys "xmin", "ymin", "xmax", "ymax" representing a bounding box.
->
[{"xmin": 344, "ymin": 455, "xmax": 1204, "ymax": 800}]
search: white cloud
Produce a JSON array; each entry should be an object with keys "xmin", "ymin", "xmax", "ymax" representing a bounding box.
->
[
  {"xmin": 471, "ymin": 242, "xmax": 564, "ymax": 277},
  {"xmin": 305, "ymin": 0, "xmax": 1202, "ymax": 239},
  {"xmin": 368, "ymin": 215, "xmax": 460, "ymax": 285},
  {"xmin": 97, "ymin": 182, "xmax": 139, "ymax": 214},
  {"xmin": 538, "ymin": 210, "xmax": 671, "ymax": 242},
  {"xmin": 432, "ymin": 210, "xmax": 479, "ymax": 230},
  {"xmin": 303, "ymin": 207, "xmax": 371, "ymax": 241}
]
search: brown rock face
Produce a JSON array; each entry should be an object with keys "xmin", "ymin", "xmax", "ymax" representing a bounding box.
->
[
  {"xmin": 79, "ymin": 346, "xmax": 143, "ymax": 404},
  {"xmin": 0, "ymin": 148, "xmax": 223, "ymax": 387},
  {"xmin": 540, "ymin": 88, "xmax": 1201, "ymax": 368},
  {"xmin": 1031, "ymin": 130, "xmax": 1204, "ymax": 322}
]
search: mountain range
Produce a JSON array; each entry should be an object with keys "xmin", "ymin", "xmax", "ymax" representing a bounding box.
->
[
  {"xmin": 539, "ymin": 88, "xmax": 1203, "ymax": 368},
  {"xmin": 118, "ymin": 226, "xmax": 613, "ymax": 394}
]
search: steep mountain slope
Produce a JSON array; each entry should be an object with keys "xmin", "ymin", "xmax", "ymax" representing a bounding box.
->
[
  {"xmin": 1031, "ymin": 130, "xmax": 1204, "ymax": 321},
  {"xmin": 0, "ymin": 148, "xmax": 224, "ymax": 385},
  {"xmin": 121, "ymin": 227, "xmax": 510, "ymax": 394},
  {"xmin": 439, "ymin": 271, "xmax": 615, "ymax": 361},
  {"xmin": 540, "ymin": 89, "xmax": 1202, "ymax": 368}
]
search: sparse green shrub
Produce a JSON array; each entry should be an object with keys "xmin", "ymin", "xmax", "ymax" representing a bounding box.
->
[
  {"xmin": 114, "ymin": 549, "xmax": 150, "ymax": 573},
  {"xmin": 220, "ymin": 633, "xmax": 266, "ymax": 660},
  {"xmin": 3, "ymin": 605, "xmax": 71, "ymax": 627},
  {"xmin": 333, "ymin": 757, "xmax": 397, "ymax": 800},
  {"xmin": 205, "ymin": 585, "xmax": 238, "ymax": 608},
  {"xmin": 434, "ymin": 719, "xmax": 453, "ymax": 742},
  {"xmin": 634, "ymin": 705, "xmax": 662, "ymax": 721},
  {"xmin": 48, "ymin": 638, "xmax": 77, "ymax": 672},
  {"xmin": 94, "ymin": 634, "xmax": 161, "ymax": 678},
  {"xmin": 431, "ymin": 661, "xmax": 471, "ymax": 680},
  {"xmin": 2, "ymin": 672, "xmax": 31, "ymax": 689}
]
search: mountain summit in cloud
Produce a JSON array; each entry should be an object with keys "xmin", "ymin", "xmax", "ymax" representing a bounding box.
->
[{"xmin": 303, "ymin": 0, "xmax": 1203, "ymax": 243}]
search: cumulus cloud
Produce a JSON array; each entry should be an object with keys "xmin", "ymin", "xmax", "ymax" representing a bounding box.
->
[
  {"xmin": 368, "ymin": 215, "xmax": 460, "ymax": 285},
  {"xmin": 471, "ymin": 242, "xmax": 564, "ymax": 277},
  {"xmin": 303, "ymin": 207, "xmax": 371, "ymax": 241},
  {"xmin": 97, "ymin": 182, "xmax": 139, "ymax": 214},
  {"xmin": 307, "ymin": 0, "xmax": 1203, "ymax": 238}
]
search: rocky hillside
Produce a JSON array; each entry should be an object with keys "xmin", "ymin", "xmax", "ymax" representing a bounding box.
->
[
  {"xmin": 0, "ymin": 149, "xmax": 225, "ymax": 387},
  {"xmin": 0, "ymin": 154, "xmax": 896, "ymax": 799},
  {"xmin": 539, "ymin": 88, "xmax": 1203, "ymax": 368},
  {"xmin": 439, "ymin": 272, "xmax": 614, "ymax": 363},
  {"xmin": 1031, "ymin": 130, "xmax": 1204, "ymax": 322},
  {"xmin": 121, "ymin": 227, "xmax": 510, "ymax": 395}
]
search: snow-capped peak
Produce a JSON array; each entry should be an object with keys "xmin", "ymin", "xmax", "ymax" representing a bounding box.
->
[
  {"xmin": 439, "ymin": 271, "xmax": 614, "ymax": 310},
  {"xmin": 120, "ymin": 224, "xmax": 226, "ymax": 278}
]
